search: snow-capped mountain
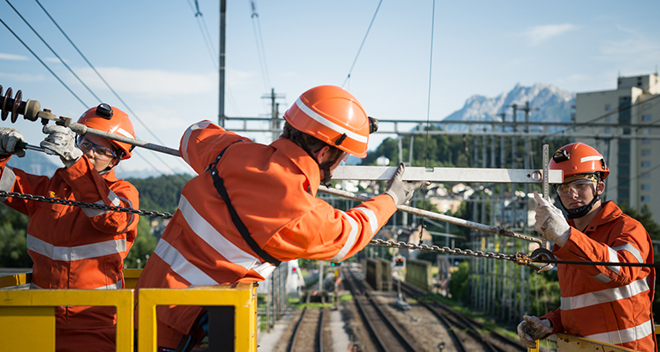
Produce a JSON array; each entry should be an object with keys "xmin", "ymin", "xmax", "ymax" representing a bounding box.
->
[{"xmin": 441, "ymin": 83, "xmax": 575, "ymax": 126}]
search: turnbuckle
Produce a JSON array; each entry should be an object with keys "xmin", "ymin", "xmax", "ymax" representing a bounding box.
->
[{"xmin": 514, "ymin": 248, "xmax": 556, "ymax": 273}]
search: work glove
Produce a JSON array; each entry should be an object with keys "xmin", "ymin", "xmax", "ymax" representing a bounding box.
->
[
  {"xmin": 0, "ymin": 127, "xmax": 26, "ymax": 158},
  {"xmin": 40, "ymin": 125, "xmax": 83, "ymax": 168},
  {"xmin": 533, "ymin": 191, "xmax": 570, "ymax": 247},
  {"xmin": 517, "ymin": 315, "xmax": 552, "ymax": 348},
  {"xmin": 384, "ymin": 163, "xmax": 426, "ymax": 206}
]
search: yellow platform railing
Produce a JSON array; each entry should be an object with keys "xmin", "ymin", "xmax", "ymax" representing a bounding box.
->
[
  {"xmin": 0, "ymin": 270, "xmax": 258, "ymax": 352},
  {"xmin": 137, "ymin": 283, "xmax": 257, "ymax": 352},
  {"xmin": 0, "ymin": 289, "xmax": 134, "ymax": 352}
]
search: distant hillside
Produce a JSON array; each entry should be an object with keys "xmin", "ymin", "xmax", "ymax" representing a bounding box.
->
[{"xmin": 441, "ymin": 83, "xmax": 575, "ymax": 127}]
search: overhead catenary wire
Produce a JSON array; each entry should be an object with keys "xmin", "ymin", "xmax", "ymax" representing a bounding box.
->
[
  {"xmin": 548, "ymin": 94, "xmax": 660, "ymax": 137},
  {"xmin": 5, "ymin": 0, "xmax": 102, "ymax": 104},
  {"xmin": 34, "ymin": 0, "xmax": 193, "ymax": 180},
  {"xmin": 341, "ymin": 0, "xmax": 383, "ymax": 89},
  {"xmin": 250, "ymin": 0, "xmax": 271, "ymax": 93},
  {"xmin": 182, "ymin": 0, "xmax": 242, "ymax": 116},
  {"xmin": 185, "ymin": 0, "xmax": 218, "ymax": 69},
  {"xmin": 0, "ymin": 17, "xmax": 87, "ymax": 108}
]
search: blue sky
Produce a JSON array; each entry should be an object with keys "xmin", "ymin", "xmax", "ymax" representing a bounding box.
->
[{"xmin": 1, "ymin": 0, "xmax": 659, "ymax": 175}]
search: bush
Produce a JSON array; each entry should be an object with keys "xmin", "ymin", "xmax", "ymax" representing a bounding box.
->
[{"xmin": 448, "ymin": 261, "xmax": 469, "ymax": 301}]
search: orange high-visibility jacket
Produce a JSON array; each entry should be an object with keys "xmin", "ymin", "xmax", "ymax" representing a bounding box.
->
[
  {"xmin": 541, "ymin": 201, "xmax": 656, "ymax": 352},
  {"xmin": 136, "ymin": 120, "xmax": 398, "ymax": 338},
  {"xmin": 0, "ymin": 155, "xmax": 139, "ymax": 330}
]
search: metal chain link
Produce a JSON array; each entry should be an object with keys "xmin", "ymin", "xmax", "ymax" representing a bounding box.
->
[
  {"xmin": 1, "ymin": 191, "xmax": 537, "ymax": 266},
  {"xmin": 0, "ymin": 190, "xmax": 173, "ymax": 219},
  {"xmin": 369, "ymin": 239, "xmax": 517, "ymax": 262}
]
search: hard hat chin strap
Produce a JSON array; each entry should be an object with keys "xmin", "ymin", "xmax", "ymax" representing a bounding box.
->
[
  {"xmin": 560, "ymin": 193, "xmax": 601, "ymax": 219},
  {"xmin": 318, "ymin": 152, "xmax": 343, "ymax": 187}
]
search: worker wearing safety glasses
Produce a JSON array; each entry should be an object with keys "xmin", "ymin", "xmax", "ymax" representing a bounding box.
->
[
  {"xmin": 0, "ymin": 103, "xmax": 139, "ymax": 352},
  {"xmin": 518, "ymin": 142, "xmax": 656, "ymax": 351}
]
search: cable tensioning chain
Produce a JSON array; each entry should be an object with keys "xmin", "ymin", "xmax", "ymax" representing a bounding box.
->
[
  {"xmin": 8, "ymin": 191, "xmax": 654, "ymax": 269},
  {"xmin": 0, "ymin": 190, "xmax": 173, "ymax": 219},
  {"xmin": 369, "ymin": 239, "xmax": 517, "ymax": 262}
]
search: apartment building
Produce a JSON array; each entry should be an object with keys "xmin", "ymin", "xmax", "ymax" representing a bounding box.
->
[{"xmin": 575, "ymin": 73, "xmax": 660, "ymax": 223}]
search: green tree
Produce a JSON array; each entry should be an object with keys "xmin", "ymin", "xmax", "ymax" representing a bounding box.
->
[
  {"xmin": 448, "ymin": 261, "xmax": 469, "ymax": 302},
  {"xmin": 0, "ymin": 205, "xmax": 31, "ymax": 268}
]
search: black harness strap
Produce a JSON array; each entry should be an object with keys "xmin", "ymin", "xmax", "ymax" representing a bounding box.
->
[{"xmin": 208, "ymin": 143, "xmax": 281, "ymax": 267}]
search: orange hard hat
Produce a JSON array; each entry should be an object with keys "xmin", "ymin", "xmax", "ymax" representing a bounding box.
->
[
  {"xmin": 78, "ymin": 103, "xmax": 136, "ymax": 160},
  {"xmin": 550, "ymin": 142, "xmax": 610, "ymax": 181},
  {"xmin": 284, "ymin": 85, "xmax": 370, "ymax": 158}
]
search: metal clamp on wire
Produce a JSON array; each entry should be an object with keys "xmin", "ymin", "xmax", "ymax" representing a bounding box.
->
[{"xmin": 527, "ymin": 248, "xmax": 556, "ymax": 273}]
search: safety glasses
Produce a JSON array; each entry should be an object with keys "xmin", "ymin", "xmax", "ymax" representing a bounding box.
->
[
  {"xmin": 555, "ymin": 178, "xmax": 596, "ymax": 196},
  {"xmin": 77, "ymin": 137, "xmax": 117, "ymax": 160}
]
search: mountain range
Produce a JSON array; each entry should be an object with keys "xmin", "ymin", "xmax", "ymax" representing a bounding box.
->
[
  {"xmin": 6, "ymin": 83, "xmax": 576, "ymax": 177},
  {"xmin": 441, "ymin": 83, "xmax": 575, "ymax": 126}
]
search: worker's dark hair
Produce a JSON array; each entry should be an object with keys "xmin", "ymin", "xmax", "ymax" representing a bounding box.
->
[{"xmin": 281, "ymin": 122, "xmax": 342, "ymax": 160}]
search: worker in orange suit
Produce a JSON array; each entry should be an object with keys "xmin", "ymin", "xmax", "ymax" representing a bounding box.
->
[
  {"xmin": 518, "ymin": 142, "xmax": 656, "ymax": 351},
  {"xmin": 0, "ymin": 103, "xmax": 140, "ymax": 352},
  {"xmin": 135, "ymin": 85, "xmax": 425, "ymax": 351}
]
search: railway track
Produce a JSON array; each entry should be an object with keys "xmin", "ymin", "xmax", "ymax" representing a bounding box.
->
[
  {"xmin": 288, "ymin": 295, "xmax": 327, "ymax": 352},
  {"xmin": 399, "ymin": 280, "xmax": 525, "ymax": 352},
  {"xmin": 343, "ymin": 267, "xmax": 418, "ymax": 352}
]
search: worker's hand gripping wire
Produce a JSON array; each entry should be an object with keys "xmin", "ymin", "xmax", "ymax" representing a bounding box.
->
[
  {"xmin": 0, "ymin": 127, "xmax": 26, "ymax": 158},
  {"xmin": 40, "ymin": 125, "xmax": 83, "ymax": 167},
  {"xmin": 533, "ymin": 191, "xmax": 570, "ymax": 247}
]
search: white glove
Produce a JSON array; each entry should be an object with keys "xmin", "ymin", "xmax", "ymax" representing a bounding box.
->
[
  {"xmin": 0, "ymin": 127, "xmax": 26, "ymax": 158},
  {"xmin": 517, "ymin": 315, "xmax": 552, "ymax": 348},
  {"xmin": 534, "ymin": 191, "xmax": 570, "ymax": 247},
  {"xmin": 40, "ymin": 125, "xmax": 83, "ymax": 167},
  {"xmin": 384, "ymin": 163, "xmax": 426, "ymax": 206}
]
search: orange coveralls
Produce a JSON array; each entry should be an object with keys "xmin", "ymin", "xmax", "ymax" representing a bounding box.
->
[
  {"xmin": 135, "ymin": 120, "xmax": 398, "ymax": 348},
  {"xmin": 0, "ymin": 155, "xmax": 139, "ymax": 352},
  {"xmin": 541, "ymin": 201, "xmax": 656, "ymax": 352}
]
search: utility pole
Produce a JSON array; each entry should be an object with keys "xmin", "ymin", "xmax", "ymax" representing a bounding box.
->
[
  {"xmin": 520, "ymin": 102, "xmax": 538, "ymax": 234},
  {"xmin": 262, "ymin": 88, "xmax": 285, "ymax": 142},
  {"xmin": 218, "ymin": 0, "xmax": 226, "ymax": 127},
  {"xmin": 510, "ymin": 104, "xmax": 518, "ymax": 230}
]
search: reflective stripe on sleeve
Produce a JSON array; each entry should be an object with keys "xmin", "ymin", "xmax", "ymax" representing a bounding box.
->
[
  {"xmin": 178, "ymin": 195, "xmax": 262, "ymax": 270},
  {"xmin": 561, "ymin": 278, "xmax": 650, "ymax": 310},
  {"xmin": 27, "ymin": 234, "xmax": 127, "ymax": 261},
  {"xmin": 80, "ymin": 190, "xmax": 122, "ymax": 218},
  {"xmin": 606, "ymin": 246, "xmax": 621, "ymax": 274},
  {"xmin": 585, "ymin": 319, "xmax": 653, "ymax": 345},
  {"xmin": 0, "ymin": 166, "xmax": 16, "ymax": 202},
  {"xmin": 252, "ymin": 262, "xmax": 276, "ymax": 279},
  {"xmin": 153, "ymin": 239, "xmax": 218, "ymax": 286},
  {"xmin": 590, "ymin": 273, "xmax": 611, "ymax": 283},
  {"xmin": 355, "ymin": 207, "xmax": 378, "ymax": 235},
  {"xmin": 181, "ymin": 121, "xmax": 212, "ymax": 164},
  {"xmin": 613, "ymin": 243, "xmax": 644, "ymax": 264},
  {"xmin": 331, "ymin": 211, "xmax": 359, "ymax": 262}
]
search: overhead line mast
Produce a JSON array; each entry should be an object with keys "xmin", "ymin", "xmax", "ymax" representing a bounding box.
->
[{"xmin": 219, "ymin": 0, "xmax": 226, "ymax": 127}]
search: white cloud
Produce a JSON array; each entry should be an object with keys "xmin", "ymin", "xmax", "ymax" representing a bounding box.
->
[
  {"xmin": 523, "ymin": 24, "xmax": 577, "ymax": 46},
  {"xmin": 598, "ymin": 26, "xmax": 660, "ymax": 68},
  {"xmin": 78, "ymin": 67, "xmax": 216, "ymax": 96},
  {"xmin": 0, "ymin": 52, "xmax": 29, "ymax": 61},
  {"xmin": 0, "ymin": 72, "xmax": 46, "ymax": 82}
]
